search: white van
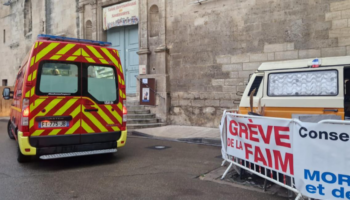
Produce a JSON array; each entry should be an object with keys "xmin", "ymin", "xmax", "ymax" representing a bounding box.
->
[{"xmin": 239, "ymin": 56, "xmax": 350, "ymax": 121}]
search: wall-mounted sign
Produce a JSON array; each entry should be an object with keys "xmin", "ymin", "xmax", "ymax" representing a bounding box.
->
[{"xmin": 103, "ymin": 0, "xmax": 139, "ymax": 31}]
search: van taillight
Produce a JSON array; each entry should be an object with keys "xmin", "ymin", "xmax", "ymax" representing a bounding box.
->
[
  {"xmin": 122, "ymin": 105, "xmax": 127, "ymax": 131},
  {"xmin": 22, "ymin": 98, "xmax": 30, "ymax": 129}
]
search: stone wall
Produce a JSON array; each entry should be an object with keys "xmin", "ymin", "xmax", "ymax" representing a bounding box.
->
[
  {"xmin": 166, "ymin": 0, "xmax": 348, "ymax": 127},
  {"xmin": 0, "ymin": 0, "xmax": 78, "ymax": 87}
]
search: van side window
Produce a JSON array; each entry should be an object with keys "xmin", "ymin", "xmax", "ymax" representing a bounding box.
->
[
  {"xmin": 86, "ymin": 65, "xmax": 117, "ymax": 102},
  {"xmin": 37, "ymin": 62, "xmax": 79, "ymax": 95},
  {"xmin": 268, "ymin": 70, "xmax": 338, "ymax": 96},
  {"xmin": 248, "ymin": 76, "xmax": 263, "ymax": 96}
]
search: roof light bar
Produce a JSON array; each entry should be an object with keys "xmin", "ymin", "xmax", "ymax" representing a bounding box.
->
[{"xmin": 37, "ymin": 34, "xmax": 112, "ymax": 47}]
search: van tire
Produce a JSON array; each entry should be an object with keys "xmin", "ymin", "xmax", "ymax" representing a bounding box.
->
[
  {"xmin": 17, "ymin": 146, "xmax": 31, "ymax": 163},
  {"xmin": 7, "ymin": 121, "xmax": 15, "ymax": 140}
]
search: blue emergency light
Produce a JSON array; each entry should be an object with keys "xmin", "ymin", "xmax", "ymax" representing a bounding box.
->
[{"xmin": 37, "ymin": 34, "xmax": 112, "ymax": 47}]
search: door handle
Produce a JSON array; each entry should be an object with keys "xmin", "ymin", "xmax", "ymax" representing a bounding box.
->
[
  {"xmin": 85, "ymin": 108, "xmax": 99, "ymax": 112},
  {"xmin": 323, "ymin": 109, "xmax": 338, "ymax": 112}
]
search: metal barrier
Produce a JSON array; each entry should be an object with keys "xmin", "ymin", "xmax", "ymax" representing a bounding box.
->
[
  {"xmin": 219, "ymin": 112, "xmax": 303, "ymax": 199},
  {"xmin": 220, "ymin": 112, "xmax": 350, "ymax": 200}
]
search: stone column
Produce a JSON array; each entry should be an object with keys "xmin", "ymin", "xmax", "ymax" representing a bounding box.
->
[{"xmin": 138, "ymin": 0, "xmax": 170, "ymax": 123}]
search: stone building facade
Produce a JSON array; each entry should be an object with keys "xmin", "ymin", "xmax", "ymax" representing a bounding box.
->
[
  {"xmin": 0, "ymin": 0, "xmax": 79, "ymax": 86},
  {"xmin": 3, "ymin": 0, "xmax": 350, "ymax": 127}
]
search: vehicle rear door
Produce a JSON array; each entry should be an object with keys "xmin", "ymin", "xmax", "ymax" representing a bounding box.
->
[
  {"xmin": 80, "ymin": 62, "xmax": 122, "ymax": 142},
  {"xmin": 28, "ymin": 41, "xmax": 84, "ymax": 146}
]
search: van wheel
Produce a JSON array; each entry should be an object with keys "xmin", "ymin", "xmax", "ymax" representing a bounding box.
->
[
  {"xmin": 7, "ymin": 121, "xmax": 15, "ymax": 140},
  {"xmin": 17, "ymin": 146, "xmax": 31, "ymax": 163}
]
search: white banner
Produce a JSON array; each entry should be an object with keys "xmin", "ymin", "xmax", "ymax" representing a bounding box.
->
[
  {"xmin": 294, "ymin": 122, "xmax": 350, "ymax": 200},
  {"xmin": 226, "ymin": 115, "xmax": 294, "ymax": 176},
  {"xmin": 103, "ymin": 0, "xmax": 139, "ymax": 30}
]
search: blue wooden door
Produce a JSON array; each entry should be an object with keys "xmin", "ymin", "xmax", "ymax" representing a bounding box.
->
[
  {"xmin": 107, "ymin": 25, "xmax": 139, "ymax": 94},
  {"xmin": 125, "ymin": 26, "xmax": 139, "ymax": 94}
]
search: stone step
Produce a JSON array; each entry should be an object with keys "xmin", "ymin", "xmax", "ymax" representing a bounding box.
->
[
  {"xmin": 125, "ymin": 100, "xmax": 139, "ymax": 106},
  {"xmin": 126, "ymin": 105, "xmax": 145, "ymax": 111},
  {"xmin": 127, "ymin": 123, "xmax": 166, "ymax": 129},
  {"xmin": 127, "ymin": 110, "xmax": 150, "ymax": 115},
  {"xmin": 127, "ymin": 114, "xmax": 155, "ymax": 119},
  {"xmin": 127, "ymin": 118, "xmax": 160, "ymax": 124}
]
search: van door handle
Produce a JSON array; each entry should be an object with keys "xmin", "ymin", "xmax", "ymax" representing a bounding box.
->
[
  {"xmin": 85, "ymin": 108, "xmax": 99, "ymax": 112},
  {"xmin": 323, "ymin": 109, "xmax": 338, "ymax": 112}
]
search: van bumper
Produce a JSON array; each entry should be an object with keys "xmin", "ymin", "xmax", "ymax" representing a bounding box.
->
[
  {"xmin": 18, "ymin": 131, "xmax": 37, "ymax": 156},
  {"xmin": 27, "ymin": 131, "xmax": 124, "ymax": 156},
  {"xmin": 117, "ymin": 130, "xmax": 127, "ymax": 148}
]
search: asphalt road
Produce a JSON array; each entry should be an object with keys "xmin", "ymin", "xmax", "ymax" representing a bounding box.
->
[{"xmin": 0, "ymin": 121, "xmax": 285, "ymax": 200}]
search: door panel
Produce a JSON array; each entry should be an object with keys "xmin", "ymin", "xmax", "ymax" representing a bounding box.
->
[
  {"xmin": 107, "ymin": 25, "xmax": 139, "ymax": 94},
  {"xmin": 80, "ymin": 64, "xmax": 122, "ymax": 135},
  {"xmin": 107, "ymin": 28, "xmax": 125, "ymax": 72},
  {"xmin": 125, "ymin": 25, "xmax": 139, "ymax": 94}
]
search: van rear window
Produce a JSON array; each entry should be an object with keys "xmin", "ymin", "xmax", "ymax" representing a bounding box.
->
[
  {"xmin": 38, "ymin": 62, "xmax": 79, "ymax": 95},
  {"xmin": 87, "ymin": 65, "xmax": 117, "ymax": 102},
  {"xmin": 268, "ymin": 70, "xmax": 338, "ymax": 96}
]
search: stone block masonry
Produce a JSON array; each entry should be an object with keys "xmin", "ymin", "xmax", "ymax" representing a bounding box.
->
[{"xmin": 167, "ymin": 0, "xmax": 350, "ymax": 128}]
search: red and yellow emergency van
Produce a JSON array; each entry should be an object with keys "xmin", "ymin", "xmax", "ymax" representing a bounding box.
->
[{"xmin": 2, "ymin": 35, "xmax": 127, "ymax": 162}]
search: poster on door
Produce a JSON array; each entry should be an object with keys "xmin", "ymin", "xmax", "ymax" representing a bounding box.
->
[
  {"xmin": 103, "ymin": 0, "xmax": 139, "ymax": 30},
  {"xmin": 142, "ymin": 88, "xmax": 150, "ymax": 102}
]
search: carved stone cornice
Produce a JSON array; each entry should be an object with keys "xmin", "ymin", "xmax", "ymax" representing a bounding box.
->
[
  {"xmin": 137, "ymin": 48, "xmax": 151, "ymax": 55},
  {"xmin": 154, "ymin": 45, "xmax": 168, "ymax": 53}
]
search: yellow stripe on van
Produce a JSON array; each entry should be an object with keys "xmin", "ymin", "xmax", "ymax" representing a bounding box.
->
[
  {"xmin": 87, "ymin": 46, "xmax": 103, "ymax": 58},
  {"xmin": 54, "ymin": 99, "xmax": 78, "ymax": 116},
  {"xmin": 25, "ymin": 91, "xmax": 30, "ymax": 98},
  {"xmin": 105, "ymin": 105, "xmax": 122, "ymax": 124},
  {"xmin": 82, "ymin": 49, "xmax": 90, "ymax": 57},
  {"xmin": 101, "ymin": 48, "xmax": 121, "ymax": 71},
  {"xmin": 32, "ymin": 70, "xmax": 37, "ymax": 80},
  {"xmin": 48, "ymin": 129, "xmax": 61, "ymax": 136},
  {"xmin": 11, "ymin": 106, "xmax": 21, "ymax": 112},
  {"xmin": 95, "ymin": 106, "xmax": 114, "ymax": 124},
  {"xmin": 50, "ymin": 55, "xmax": 61, "ymax": 60},
  {"xmin": 35, "ymin": 42, "xmax": 38, "ymax": 49},
  {"xmin": 30, "ymin": 98, "xmax": 63, "ymax": 128},
  {"xmin": 27, "ymin": 74, "xmax": 32, "ymax": 82},
  {"xmin": 73, "ymin": 49, "xmax": 81, "ymax": 56},
  {"xmin": 100, "ymin": 59, "xmax": 109, "ymax": 64},
  {"xmin": 85, "ymin": 57, "xmax": 95, "ymax": 63},
  {"xmin": 31, "ymin": 130, "xmax": 44, "ymax": 136},
  {"xmin": 112, "ymin": 127, "xmax": 120, "ymax": 131},
  {"xmin": 66, "ymin": 56, "xmax": 77, "ymax": 61},
  {"xmin": 30, "ymin": 56, "xmax": 35, "ymax": 67},
  {"xmin": 66, "ymin": 121, "xmax": 80, "ymax": 135},
  {"xmin": 31, "ymin": 87, "xmax": 35, "ymax": 97},
  {"xmin": 117, "ymin": 102, "xmax": 123, "ymax": 112},
  {"xmin": 82, "ymin": 120, "xmax": 94, "ymax": 133},
  {"xmin": 83, "ymin": 107, "xmax": 107, "ymax": 132},
  {"xmin": 35, "ymin": 43, "xmax": 60, "ymax": 63},
  {"xmin": 69, "ymin": 105, "xmax": 81, "ymax": 118},
  {"xmin": 30, "ymin": 98, "xmax": 47, "ymax": 112},
  {"xmin": 57, "ymin": 44, "xmax": 75, "ymax": 55}
]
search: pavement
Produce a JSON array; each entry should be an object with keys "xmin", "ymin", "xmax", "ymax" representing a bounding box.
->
[
  {"xmin": 0, "ymin": 121, "xmax": 284, "ymax": 200},
  {"xmin": 0, "ymin": 117, "xmax": 9, "ymax": 121},
  {"xmin": 130, "ymin": 125, "xmax": 222, "ymax": 146}
]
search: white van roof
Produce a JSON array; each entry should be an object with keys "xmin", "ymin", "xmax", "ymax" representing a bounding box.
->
[{"xmin": 258, "ymin": 56, "xmax": 350, "ymax": 71}]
